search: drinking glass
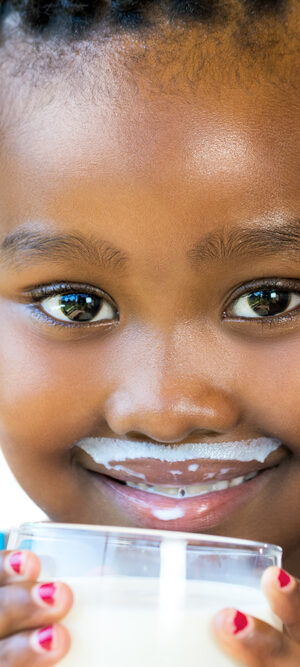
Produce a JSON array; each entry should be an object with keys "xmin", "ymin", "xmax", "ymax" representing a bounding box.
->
[{"xmin": 8, "ymin": 523, "xmax": 282, "ymax": 667}]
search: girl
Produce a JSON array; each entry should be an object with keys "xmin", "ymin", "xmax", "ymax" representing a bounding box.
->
[{"xmin": 0, "ymin": 0, "xmax": 299, "ymax": 663}]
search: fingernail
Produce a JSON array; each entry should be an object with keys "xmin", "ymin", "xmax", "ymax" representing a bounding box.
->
[
  {"xmin": 37, "ymin": 625, "xmax": 55, "ymax": 651},
  {"xmin": 36, "ymin": 582, "xmax": 57, "ymax": 606},
  {"xmin": 6, "ymin": 551, "xmax": 25, "ymax": 575},
  {"xmin": 278, "ymin": 568, "xmax": 292, "ymax": 588},
  {"xmin": 233, "ymin": 610, "xmax": 249, "ymax": 634}
]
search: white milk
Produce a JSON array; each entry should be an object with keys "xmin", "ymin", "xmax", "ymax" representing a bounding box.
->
[
  {"xmin": 77, "ymin": 436, "xmax": 281, "ymax": 465},
  {"xmin": 56, "ymin": 577, "xmax": 281, "ymax": 667}
]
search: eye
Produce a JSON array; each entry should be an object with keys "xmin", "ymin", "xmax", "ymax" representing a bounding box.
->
[
  {"xmin": 41, "ymin": 292, "xmax": 116, "ymax": 323},
  {"xmin": 230, "ymin": 289, "xmax": 300, "ymax": 319}
]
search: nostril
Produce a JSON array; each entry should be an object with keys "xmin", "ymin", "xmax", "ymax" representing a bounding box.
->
[
  {"xmin": 125, "ymin": 430, "xmax": 222, "ymax": 444},
  {"xmin": 125, "ymin": 432, "xmax": 147, "ymax": 442}
]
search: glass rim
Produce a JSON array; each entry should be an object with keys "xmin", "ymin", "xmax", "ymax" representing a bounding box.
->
[{"xmin": 12, "ymin": 521, "xmax": 282, "ymax": 556}]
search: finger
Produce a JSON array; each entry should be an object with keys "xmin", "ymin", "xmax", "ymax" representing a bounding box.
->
[
  {"xmin": 212, "ymin": 608, "xmax": 300, "ymax": 667},
  {"xmin": 0, "ymin": 550, "xmax": 41, "ymax": 584},
  {"xmin": 0, "ymin": 623, "xmax": 71, "ymax": 666},
  {"xmin": 262, "ymin": 567, "xmax": 300, "ymax": 642},
  {"xmin": 0, "ymin": 580, "xmax": 73, "ymax": 638}
]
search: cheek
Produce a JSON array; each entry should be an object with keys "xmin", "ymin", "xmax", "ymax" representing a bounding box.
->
[
  {"xmin": 0, "ymin": 318, "xmax": 110, "ymax": 450},
  {"xmin": 236, "ymin": 336, "xmax": 300, "ymax": 447}
]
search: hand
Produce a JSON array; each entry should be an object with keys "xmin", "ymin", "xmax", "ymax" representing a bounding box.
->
[
  {"xmin": 212, "ymin": 566, "xmax": 300, "ymax": 666},
  {"xmin": 0, "ymin": 549, "xmax": 73, "ymax": 665}
]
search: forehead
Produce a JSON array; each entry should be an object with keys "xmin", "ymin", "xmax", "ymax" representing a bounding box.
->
[{"xmin": 0, "ymin": 28, "xmax": 299, "ymax": 255}]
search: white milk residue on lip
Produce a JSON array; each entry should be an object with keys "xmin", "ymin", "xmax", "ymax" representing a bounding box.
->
[
  {"xmin": 76, "ymin": 437, "xmax": 282, "ymax": 465},
  {"xmin": 152, "ymin": 507, "xmax": 185, "ymax": 521},
  {"xmin": 112, "ymin": 465, "xmax": 146, "ymax": 480}
]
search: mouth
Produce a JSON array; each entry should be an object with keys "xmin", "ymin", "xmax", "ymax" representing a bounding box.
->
[
  {"xmin": 124, "ymin": 470, "xmax": 258, "ymax": 498},
  {"xmin": 73, "ymin": 436, "xmax": 286, "ymax": 532},
  {"xmin": 87, "ymin": 466, "xmax": 276, "ymax": 531}
]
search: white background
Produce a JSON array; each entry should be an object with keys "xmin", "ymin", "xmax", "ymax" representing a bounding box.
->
[{"xmin": 0, "ymin": 449, "xmax": 47, "ymax": 533}]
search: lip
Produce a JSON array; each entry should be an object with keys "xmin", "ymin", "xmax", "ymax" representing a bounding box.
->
[
  {"xmin": 74, "ymin": 443, "xmax": 285, "ymax": 486},
  {"xmin": 87, "ymin": 466, "xmax": 276, "ymax": 532}
]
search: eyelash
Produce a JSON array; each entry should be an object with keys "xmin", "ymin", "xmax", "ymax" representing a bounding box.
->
[
  {"xmin": 223, "ymin": 278, "xmax": 300, "ymax": 322},
  {"xmin": 25, "ymin": 282, "xmax": 119, "ymax": 329},
  {"xmin": 23, "ymin": 277, "xmax": 300, "ymax": 330}
]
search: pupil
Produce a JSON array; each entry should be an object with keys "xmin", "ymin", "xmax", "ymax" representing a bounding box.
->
[
  {"xmin": 248, "ymin": 290, "xmax": 290, "ymax": 317},
  {"xmin": 60, "ymin": 293, "xmax": 101, "ymax": 321}
]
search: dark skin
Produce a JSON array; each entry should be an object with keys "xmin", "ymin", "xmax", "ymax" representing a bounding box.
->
[{"xmin": 0, "ymin": 14, "xmax": 300, "ymax": 665}]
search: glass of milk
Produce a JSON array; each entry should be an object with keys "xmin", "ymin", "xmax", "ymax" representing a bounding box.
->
[{"xmin": 8, "ymin": 523, "xmax": 282, "ymax": 667}]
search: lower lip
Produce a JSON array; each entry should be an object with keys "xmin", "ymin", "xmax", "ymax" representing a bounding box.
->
[{"xmin": 88, "ymin": 469, "xmax": 272, "ymax": 532}]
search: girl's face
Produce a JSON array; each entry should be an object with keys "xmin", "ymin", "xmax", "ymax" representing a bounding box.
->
[{"xmin": 0, "ymin": 28, "xmax": 299, "ymax": 572}]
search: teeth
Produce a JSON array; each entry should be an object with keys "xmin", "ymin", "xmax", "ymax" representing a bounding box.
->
[
  {"xmin": 126, "ymin": 471, "xmax": 259, "ymax": 498},
  {"xmin": 214, "ymin": 481, "xmax": 228, "ymax": 491},
  {"xmin": 229, "ymin": 476, "xmax": 244, "ymax": 487}
]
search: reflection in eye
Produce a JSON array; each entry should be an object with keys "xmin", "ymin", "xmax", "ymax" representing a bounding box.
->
[
  {"xmin": 41, "ymin": 293, "xmax": 116, "ymax": 323},
  {"xmin": 231, "ymin": 289, "xmax": 300, "ymax": 319}
]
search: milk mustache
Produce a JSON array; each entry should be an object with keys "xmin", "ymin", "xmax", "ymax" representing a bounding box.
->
[{"xmin": 57, "ymin": 576, "xmax": 281, "ymax": 667}]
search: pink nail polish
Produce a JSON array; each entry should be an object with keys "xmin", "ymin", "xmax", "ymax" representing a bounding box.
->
[
  {"xmin": 37, "ymin": 625, "xmax": 54, "ymax": 651},
  {"xmin": 8, "ymin": 551, "xmax": 24, "ymax": 575},
  {"xmin": 233, "ymin": 610, "xmax": 248, "ymax": 634},
  {"xmin": 38, "ymin": 583, "xmax": 56, "ymax": 605},
  {"xmin": 278, "ymin": 569, "xmax": 291, "ymax": 588}
]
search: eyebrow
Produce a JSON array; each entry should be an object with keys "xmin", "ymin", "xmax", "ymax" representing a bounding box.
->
[
  {"xmin": 1, "ymin": 219, "xmax": 299, "ymax": 272},
  {"xmin": 0, "ymin": 229, "xmax": 129, "ymax": 271},
  {"xmin": 187, "ymin": 220, "xmax": 300, "ymax": 265}
]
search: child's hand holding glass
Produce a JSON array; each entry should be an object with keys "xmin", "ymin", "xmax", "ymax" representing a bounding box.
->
[
  {"xmin": 213, "ymin": 567, "xmax": 300, "ymax": 666},
  {"xmin": 1, "ymin": 535, "xmax": 300, "ymax": 666},
  {"xmin": 0, "ymin": 550, "xmax": 73, "ymax": 665}
]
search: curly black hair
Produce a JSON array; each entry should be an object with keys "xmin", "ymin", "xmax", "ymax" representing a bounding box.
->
[{"xmin": 0, "ymin": 0, "xmax": 287, "ymax": 38}]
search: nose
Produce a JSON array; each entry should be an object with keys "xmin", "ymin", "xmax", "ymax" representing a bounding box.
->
[{"xmin": 104, "ymin": 377, "xmax": 241, "ymax": 444}]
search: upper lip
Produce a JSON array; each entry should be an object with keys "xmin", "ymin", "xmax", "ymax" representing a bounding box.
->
[{"xmin": 73, "ymin": 442, "xmax": 287, "ymax": 486}]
